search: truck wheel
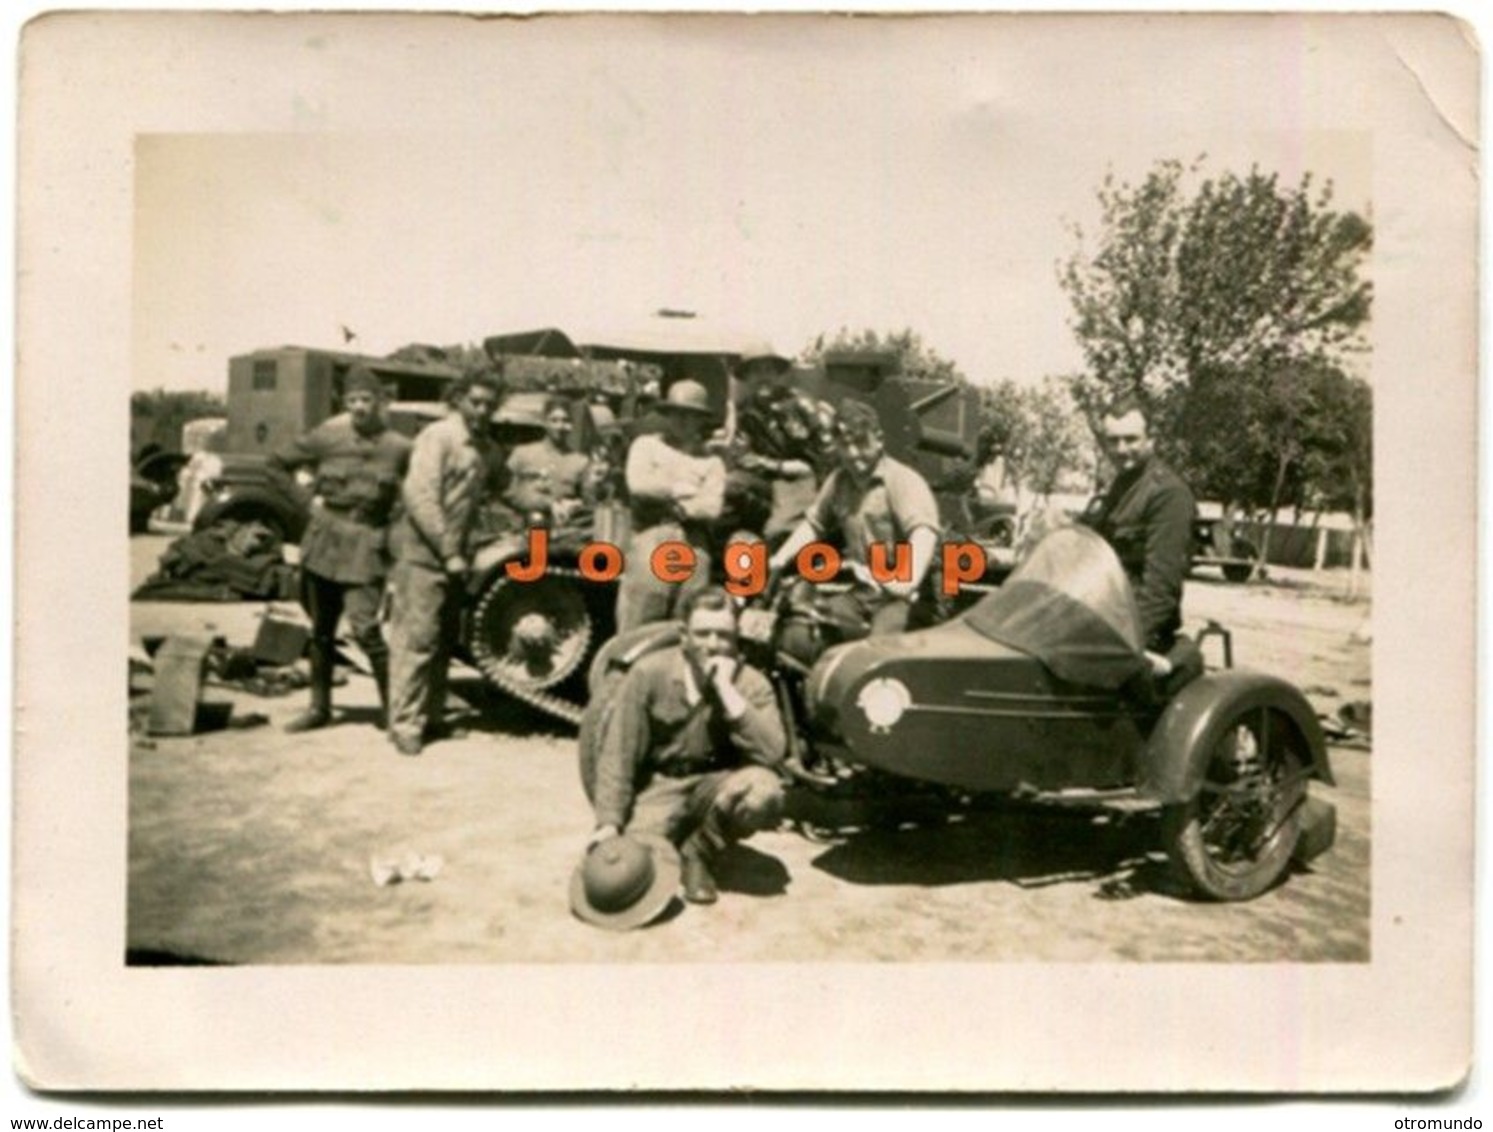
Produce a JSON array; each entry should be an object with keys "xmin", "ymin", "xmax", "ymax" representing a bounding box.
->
[
  {"xmin": 1161, "ymin": 707, "xmax": 1306, "ymax": 901},
  {"xmin": 1221, "ymin": 561, "xmax": 1252, "ymax": 584}
]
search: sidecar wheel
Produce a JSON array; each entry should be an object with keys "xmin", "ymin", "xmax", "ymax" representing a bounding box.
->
[{"xmin": 1161, "ymin": 707, "xmax": 1306, "ymax": 902}]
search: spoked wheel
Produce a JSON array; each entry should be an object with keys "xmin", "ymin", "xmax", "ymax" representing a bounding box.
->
[{"xmin": 1161, "ymin": 707, "xmax": 1308, "ymax": 901}]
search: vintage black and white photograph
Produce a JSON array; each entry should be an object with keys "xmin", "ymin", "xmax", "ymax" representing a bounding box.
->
[{"xmin": 12, "ymin": 9, "xmax": 1479, "ymax": 1095}]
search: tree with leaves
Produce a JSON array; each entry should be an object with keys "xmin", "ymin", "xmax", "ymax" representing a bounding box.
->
[
  {"xmin": 801, "ymin": 326, "xmax": 970, "ymax": 385},
  {"xmin": 978, "ymin": 376, "xmax": 1092, "ymax": 502},
  {"xmin": 130, "ymin": 388, "xmax": 227, "ymax": 458},
  {"xmin": 1060, "ymin": 159, "xmax": 1373, "ymax": 569},
  {"xmin": 1060, "ymin": 160, "xmax": 1371, "ymax": 423}
]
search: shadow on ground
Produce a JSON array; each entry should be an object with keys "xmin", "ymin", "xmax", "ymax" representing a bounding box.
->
[
  {"xmin": 447, "ymin": 676, "xmax": 575, "ymax": 739},
  {"xmin": 804, "ymin": 803, "xmax": 1189, "ymax": 900},
  {"xmin": 125, "ymin": 948, "xmax": 230, "ymax": 966},
  {"xmin": 716, "ymin": 844, "xmax": 791, "ymax": 897}
]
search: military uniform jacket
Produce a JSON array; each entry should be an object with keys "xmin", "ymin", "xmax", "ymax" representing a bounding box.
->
[
  {"xmin": 397, "ymin": 413, "xmax": 502, "ymax": 569},
  {"xmin": 1082, "ymin": 456, "xmax": 1197, "ymax": 651},
  {"xmin": 505, "ymin": 438, "xmax": 589, "ymax": 513},
  {"xmin": 582, "ymin": 648, "xmax": 787, "ymax": 832},
  {"xmin": 270, "ymin": 414, "xmax": 413, "ymax": 585},
  {"xmin": 805, "ymin": 454, "xmax": 941, "ymax": 565}
]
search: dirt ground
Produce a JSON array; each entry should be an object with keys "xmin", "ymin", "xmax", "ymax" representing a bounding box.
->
[{"xmin": 126, "ymin": 534, "xmax": 1372, "ymax": 965}]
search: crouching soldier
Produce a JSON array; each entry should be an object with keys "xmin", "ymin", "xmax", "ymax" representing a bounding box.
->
[
  {"xmin": 269, "ymin": 364, "xmax": 413, "ymax": 732},
  {"xmin": 579, "ymin": 589, "xmax": 787, "ymax": 908}
]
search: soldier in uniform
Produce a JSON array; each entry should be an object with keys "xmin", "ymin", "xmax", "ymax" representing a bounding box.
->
[
  {"xmin": 503, "ymin": 394, "xmax": 590, "ymax": 523},
  {"xmin": 386, "ymin": 369, "xmax": 504, "ymax": 756},
  {"xmin": 1079, "ymin": 396, "xmax": 1197, "ymax": 660},
  {"xmin": 768, "ymin": 400, "xmax": 942, "ymax": 637},
  {"xmin": 268, "ymin": 364, "xmax": 413, "ymax": 732},
  {"xmin": 614, "ymin": 380, "xmax": 726, "ymax": 633},
  {"xmin": 581, "ymin": 588, "xmax": 787, "ymax": 907}
]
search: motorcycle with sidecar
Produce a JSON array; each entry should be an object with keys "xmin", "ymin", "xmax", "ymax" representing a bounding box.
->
[{"xmin": 585, "ymin": 524, "xmax": 1336, "ymax": 902}]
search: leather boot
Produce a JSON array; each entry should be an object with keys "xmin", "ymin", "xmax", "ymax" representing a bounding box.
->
[
  {"xmin": 681, "ymin": 827, "xmax": 720, "ymax": 905},
  {"xmin": 367, "ymin": 648, "xmax": 390, "ymax": 731},
  {"xmin": 681, "ymin": 849, "xmax": 718, "ymax": 905},
  {"xmin": 285, "ymin": 641, "xmax": 333, "ymax": 733}
]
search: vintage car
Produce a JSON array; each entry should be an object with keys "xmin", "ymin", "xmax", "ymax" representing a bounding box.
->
[
  {"xmin": 797, "ymin": 525, "xmax": 1334, "ymax": 901},
  {"xmin": 130, "ymin": 446, "xmax": 192, "ymax": 534},
  {"xmin": 1191, "ymin": 512, "xmax": 1262, "ymax": 584}
]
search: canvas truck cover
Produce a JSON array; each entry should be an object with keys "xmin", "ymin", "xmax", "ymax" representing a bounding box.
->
[{"xmin": 962, "ymin": 525, "xmax": 1146, "ymax": 689}]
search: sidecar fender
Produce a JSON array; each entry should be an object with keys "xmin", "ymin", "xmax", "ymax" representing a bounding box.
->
[{"xmin": 1139, "ymin": 669, "xmax": 1334, "ymax": 804}]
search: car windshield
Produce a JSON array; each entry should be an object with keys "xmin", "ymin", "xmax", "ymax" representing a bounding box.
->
[{"xmin": 961, "ymin": 524, "xmax": 1146, "ymax": 689}]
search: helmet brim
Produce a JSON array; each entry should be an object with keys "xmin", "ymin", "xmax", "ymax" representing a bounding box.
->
[{"xmin": 569, "ymin": 833, "xmax": 682, "ymax": 931}]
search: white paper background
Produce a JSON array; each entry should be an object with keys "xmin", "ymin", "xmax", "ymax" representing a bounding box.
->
[{"xmin": 5, "ymin": 0, "xmax": 1487, "ymax": 1118}]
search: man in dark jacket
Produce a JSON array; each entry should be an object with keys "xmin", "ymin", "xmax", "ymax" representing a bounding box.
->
[
  {"xmin": 269, "ymin": 364, "xmax": 412, "ymax": 732},
  {"xmin": 1081, "ymin": 397, "xmax": 1197, "ymax": 657}
]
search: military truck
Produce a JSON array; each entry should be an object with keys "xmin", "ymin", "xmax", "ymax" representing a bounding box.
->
[{"xmin": 188, "ymin": 346, "xmax": 465, "ymax": 540}]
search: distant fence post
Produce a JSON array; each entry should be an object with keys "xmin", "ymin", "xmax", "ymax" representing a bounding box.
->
[{"xmin": 1347, "ymin": 530, "xmax": 1365, "ymax": 599}]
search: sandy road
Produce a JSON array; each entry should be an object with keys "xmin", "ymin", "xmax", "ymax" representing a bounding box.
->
[{"xmin": 126, "ymin": 535, "xmax": 1370, "ymax": 964}]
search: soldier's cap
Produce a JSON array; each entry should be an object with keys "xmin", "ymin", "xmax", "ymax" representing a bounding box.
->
[
  {"xmin": 658, "ymin": 380, "xmax": 715, "ymax": 416},
  {"xmin": 569, "ymin": 832, "xmax": 681, "ymax": 931},
  {"xmin": 343, "ymin": 364, "xmax": 385, "ymax": 398},
  {"xmin": 834, "ymin": 398, "xmax": 884, "ymax": 441},
  {"xmin": 737, "ymin": 342, "xmax": 791, "ymax": 374}
]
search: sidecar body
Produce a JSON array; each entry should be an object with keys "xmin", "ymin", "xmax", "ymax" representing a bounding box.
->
[{"xmin": 804, "ymin": 526, "xmax": 1336, "ymax": 900}]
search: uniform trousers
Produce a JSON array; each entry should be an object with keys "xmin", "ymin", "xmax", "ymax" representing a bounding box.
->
[
  {"xmin": 628, "ymin": 765, "xmax": 785, "ymax": 858},
  {"xmin": 387, "ymin": 559, "xmax": 465, "ymax": 745},
  {"xmin": 299, "ymin": 567, "xmax": 389, "ymax": 709},
  {"xmin": 614, "ymin": 522, "xmax": 712, "ymax": 634}
]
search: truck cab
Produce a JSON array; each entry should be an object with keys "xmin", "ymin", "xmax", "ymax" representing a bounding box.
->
[{"xmin": 188, "ymin": 347, "xmax": 461, "ymax": 540}]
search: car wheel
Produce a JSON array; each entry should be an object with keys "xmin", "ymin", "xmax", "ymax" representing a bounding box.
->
[
  {"xmin": 135, "ymin": 451, "xmax": 189, "ymax": 489},
  {"xmin": 1161, "ymin": 707, "xmax": 1307, "ymax": 901},
  {"xmin": 1221, "ymin": 539, "xmax": 1258, "ymax": 584}
]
